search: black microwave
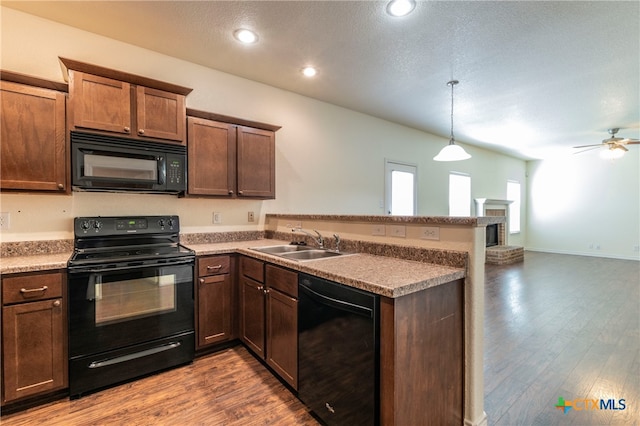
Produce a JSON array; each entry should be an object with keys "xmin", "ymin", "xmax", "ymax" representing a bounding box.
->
[{"xmin": 71, "ymin": 132, "xmax": 187, "ymax": 194}]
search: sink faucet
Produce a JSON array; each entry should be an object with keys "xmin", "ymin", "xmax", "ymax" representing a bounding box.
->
[
  {"xmin": 333, "ymin": 233, "xmax": 341, "ymax": 252},
  {"xmin": 293, "ymin": 227, "xmax": 325, "ymax": 248}
]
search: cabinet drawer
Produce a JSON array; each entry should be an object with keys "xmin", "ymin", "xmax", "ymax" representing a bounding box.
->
[
  {"xmin": 266, "ymin": 265, "xmax": 298, "ymax": 298},
  {"xmin": 198, "ymin": 255, "xmax": 230, "ymax": 276},
  {"xmin": 240, "ymin": 256, "xmax": 264, "ymax": 283},
  {"xmin": 2, "ymin": 272, "xmax": 63, "ymax": 305}
]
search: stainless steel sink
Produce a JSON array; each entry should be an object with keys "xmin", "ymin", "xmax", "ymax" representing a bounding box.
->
[
  {"xmin": 279, "ymin": 249, "xmax": 344, "ymax": 261},
  {"xmin": 250, "ymin": 245, "xmax": 346, "ymax": 261},
  {"xmin": 250, "ymin": 244, "xmax": 315, "ymax": 254}
]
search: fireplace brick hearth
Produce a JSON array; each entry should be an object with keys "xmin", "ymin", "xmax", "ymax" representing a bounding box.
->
[{"xmin": 475, "ymin": 198, "xmax": 524, "ymax": 265}]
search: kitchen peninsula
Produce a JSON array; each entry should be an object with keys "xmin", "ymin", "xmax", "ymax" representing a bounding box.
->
[{"xmin": 1, "ymin": 213, "xmax": 500, "ymax": 425}]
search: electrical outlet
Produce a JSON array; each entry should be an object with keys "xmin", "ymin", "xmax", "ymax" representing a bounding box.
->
[
  {"xmin": 0, "ymin": 212, "xmax": 9, "ymax": 230},
  {"xmin": 212, "ymin": 212, "xmax": 221, "ymax": 224},
  {"xmin": 421, "ymin": 226, "xmax": 440, "ymax": 240},
  {"xmin": 248, "ymin": 211, "xmax": 255, "ymax": 222},
  {"xmin": 595, "ymin": 244, "xmax": 601, "ymax": 250},
  {"xmin": 388, "ymin": 225, "xmax": 406, "ymax": 238},
  {"xmin": 372, "ymin": 224, "xmax": 386, "ymax": 236}
]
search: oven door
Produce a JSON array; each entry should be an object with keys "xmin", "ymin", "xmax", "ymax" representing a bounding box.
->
[{"xmin": 68, "ymin": 260, "xmax": 194, "ymax": 358}]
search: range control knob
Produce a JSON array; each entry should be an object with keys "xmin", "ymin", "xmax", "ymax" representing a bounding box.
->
[
  {"xmin": 93, "ymin": 221, "xmax": 102, "ymax": 230},
  {"xmin": 81, "ymin": 221, "xmax": 91, "ymax": 230},
  {"xmin": 167, "ymin": 218, "xmax": 175, "ymax": 228},
  {"xmin": 158, "ymin": 219, "xmax": 166, "ymax": 227}
]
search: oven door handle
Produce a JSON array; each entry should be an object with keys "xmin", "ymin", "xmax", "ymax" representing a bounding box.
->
[{"xmin": 70, "ymin": 258, "xmax": 194, "ymax": 274}]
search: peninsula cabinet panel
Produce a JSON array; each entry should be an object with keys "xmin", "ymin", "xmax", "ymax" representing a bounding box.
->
[
  {"xmin": 2, "ymin": 271, "xmax": 67, "ymax": 404},
  {"xmin": 0, "ymin": 81, "xmax": 67, "ymax": 192},
  {"xmin": 237, "ymin": 126, "xmax": 275, "ymax": 199},
  {"xmin": 380, "ymin": 279, "xmax": 464, "ymax": 426},
  {"xmin": 187, "ymin": 117, "xmax": 236, "ymax": 196}
]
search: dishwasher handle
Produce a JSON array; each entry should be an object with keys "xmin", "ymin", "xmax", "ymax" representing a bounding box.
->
[{"xmin": 299, "ymin": 282, "xmax": 373, "ymax": 318}]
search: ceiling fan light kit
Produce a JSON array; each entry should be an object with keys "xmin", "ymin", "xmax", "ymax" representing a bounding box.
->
[{"xmin": 434, "ymin": 80, "xmax": 472, "ymax": 162}]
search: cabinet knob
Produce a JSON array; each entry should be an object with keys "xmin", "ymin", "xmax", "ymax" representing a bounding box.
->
[
  {"xmin": 257, "ymin": 285, "xmax": 264, "ymax": 291},
  {"xmin": 264, "ymin": 289, "xmax": 270, "ymax": 294},
  {"xmin": 228, "ymin": 190, "xmax": 234, "ymax": 195},
  {"xmin": 139, "ymin": 129, "xmax": 145, "ymax": 135},
  {"xmin": 238, "ymin": 191, "xmax": 244, "ymax": 195},
  {"xmin": 57, "ymin": 183, "xmax": 64, "ymax": 190},
  {"xmin": 124, "ymin": 127, "xmax": 131, "ymax": 133},
  {"xmin": 53, "ymin": 300, "xmax": 61, "ymax": 307},
  {"xmin": 199, "ymin": 278, "xmax": 205, "ymax": 284}
]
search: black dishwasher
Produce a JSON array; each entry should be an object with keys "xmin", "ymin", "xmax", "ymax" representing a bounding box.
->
[{"xmin": 298, "ymin": 274, "xmax": 379, "ymax": 426}]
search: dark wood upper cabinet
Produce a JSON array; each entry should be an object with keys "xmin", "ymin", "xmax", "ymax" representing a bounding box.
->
[
  {"xmin": 187, "ymin": 117, "xmax": 236, "ymax": 196},
  {"xmin": 0, "ymin": 79, "xmax": 67, "ymax": 192},
  {"xmin": 237, "ymin": 126, "xmax": 276, "ymax": 198},
  {"xmin": 62, "ymin": 58, "xmax": 191, "ymax": 145},
  {"xmin": 187, "ymin": 113, "xmax": 277, "ymax": 199}
]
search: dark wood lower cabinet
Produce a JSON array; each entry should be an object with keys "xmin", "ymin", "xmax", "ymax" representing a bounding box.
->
[
  {"xmin": 1, "ymin": 271, "xmax": 67, "ymax": 404},
  {"xmin": 239, "ymin": 257, "xmax": 298, "ymax": 390}
]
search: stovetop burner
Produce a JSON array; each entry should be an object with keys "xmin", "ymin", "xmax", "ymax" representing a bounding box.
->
[{"xmin": 68, "ymin": 215, "xmax": 195, "ymax": 269}]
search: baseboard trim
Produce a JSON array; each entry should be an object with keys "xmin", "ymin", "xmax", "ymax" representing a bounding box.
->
[
  {"xmin": 464, "ymin": 411, "xmax": 488, "ymax": 426},
  {"xmin": 525, "ymin": 247, "xmax": 640, "ymax": 261}
]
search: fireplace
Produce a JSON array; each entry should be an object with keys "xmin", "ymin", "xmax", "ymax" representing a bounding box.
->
[{"xmin": 486, "ymin": 224, "xmax": 499, "ymax": 247}]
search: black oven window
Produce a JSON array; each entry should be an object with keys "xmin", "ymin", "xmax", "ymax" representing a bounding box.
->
[{"xmin": 91, "ymin": 274, "xmax": 177, "ymax": 326}]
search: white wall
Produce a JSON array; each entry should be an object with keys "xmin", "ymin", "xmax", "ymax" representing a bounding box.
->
[
  {"xmin": 1, "ymin": 7, "xmax": 526, "ymax": 245},
  {"xmin": 527, "ymin": 149, "xmax": 640, "ymax": 260}
]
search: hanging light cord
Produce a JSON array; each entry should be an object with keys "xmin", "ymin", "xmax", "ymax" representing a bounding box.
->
[{"xmin": 448, "ymin": 80, "xmax": 459, "ymax": 144}]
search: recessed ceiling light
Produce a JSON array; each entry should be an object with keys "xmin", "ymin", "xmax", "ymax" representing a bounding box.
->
[
  {"xmin": 233, "ymin": 29, "xmax": 258, "ymax": 44},
  {"xmin": 386, "ymin": 0, "xmax": 416, "ymax": 17},
  {"xmin": 302, "ymin": 67, "xmax": 317, "ymax": 77}
]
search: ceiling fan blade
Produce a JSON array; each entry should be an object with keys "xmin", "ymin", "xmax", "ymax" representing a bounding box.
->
[
  {"xmin": 620, "ymin": 139, "xmax": 640, "ymax": 144},
  {"xmin": 573, "ymin": 143, "xmax": 603, "ymax": 148},
  {"xmin": 573, "ymin": 146, "xmax": 604, "ymax": 154},
  {"xmin": 625, "ymin": 141, "xmax": 640, "ymax": 145},
  {"xmin": 617, "ymin": 145, "xmax": 629, "ymax": 152}
]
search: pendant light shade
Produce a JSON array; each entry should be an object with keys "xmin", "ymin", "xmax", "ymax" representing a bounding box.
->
[{"xmin": 434, "ymin": 80, "xmax": 471, "ymax": 162}]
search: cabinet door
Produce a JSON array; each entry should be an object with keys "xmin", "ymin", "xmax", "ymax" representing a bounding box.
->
[
  {"xmin": 240, "ymin": 277, "xmax": 265, "ymax": 358},
  {"xmin": 70, "ymin": 70, "xmax": 132, "ymax": 136},
  {"xmin": 187, "ymin": 117, "xmax": 237, "ymax": 196},
  {"xmin": 237, "ymin": 126, "xmax": 275, "ymax": 198},
  {"xmin": 2, "ymin": 298, "xmax": 66, "ymax": 402},
  {"xmin": 0, "ymin": 81, "xmax": 67, "ymax": 192},
  {"xmin": 136, "ymin": 86, "xmax": 186, "ymax": 143},
  {"xmin": 197, "ymin": 274, "xmax": 232, "ymax": 348},
  {"xmin": 266, "ymin": 288, "xmax": 298, "ymax": 389}
]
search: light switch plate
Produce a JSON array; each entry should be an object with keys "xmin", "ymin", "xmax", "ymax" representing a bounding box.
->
[
  {"xmin": 213, "ymin": 212, "xmax": 221, "ymax": 224},
  {"xmin": 388, "ymin": 225, "xmax": 406, "ymax": 238},
  {"xmin": 372, "ymin": 224, "xmax": 386, "ymax": 236},
  {"xmin": 0, "ymin": 212, "xmax": 9, "ymax": 230}
]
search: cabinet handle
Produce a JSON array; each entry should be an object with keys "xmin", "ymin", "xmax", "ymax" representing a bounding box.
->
[
  {"xmin": 57, "ymin": 183, "xmax": 64, "ymax": 190},
  {"xmin": 53, "ymin": 300, "xmax": 61, "ymax": 307},
  {"xmin": 199, "ymin": 278, "xmax": 205, "ymax": 284},
  {"xmin": 228, "ymin": 190, "xmax": 234, "ymax": 195},
  {"xmin": 124, "ymin": 127, "xmax": 131, "ymax": 133},
  {"xmin": 139, "ymin": 129, "xmax": 145, "ymax": 135},
  {"xmin": 20, "ymin": 286, "xmax": 48, "ymax": 294},
  {"xmin": 257, "ymin": 285, "xmax": 264, "ymax": 291},
  {"xmin": 238, "ymin": 191, "xmax": 244, "ymax": 195},
  {"xmin": 206, "ymin": 265, "xmax": 223, "ymax": 271},
  {"xmin": 264, "ymin": 289, "xmax": 270, "ymax": 294}
]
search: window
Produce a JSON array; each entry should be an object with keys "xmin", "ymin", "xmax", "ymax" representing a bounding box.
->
[
  {"xmin": 449, "ymin": 172, "xmax": 471, "ymax": 216},
  {"xmin": 507, "ymin": 180, "xmax": 521, "ymax": 233},
  {"xmin": 385, "ymin": 160, "xmax": 417, "ymax": 215}
]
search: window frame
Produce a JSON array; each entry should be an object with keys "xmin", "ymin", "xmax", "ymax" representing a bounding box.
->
[{"xmin": 384, "ymin": 159, "xmax": 418, "ymax": 216}]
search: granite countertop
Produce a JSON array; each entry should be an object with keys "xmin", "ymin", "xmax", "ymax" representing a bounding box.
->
[
  {"xmin": 1, "ymin": 239, "xmax": 465, "ymax": 298},
  {"xmin": 189, "ymin": 239, "xmax": 465, "ymax": 298}
]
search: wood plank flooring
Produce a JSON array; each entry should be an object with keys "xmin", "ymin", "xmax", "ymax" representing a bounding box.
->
[
  {"xmin": 1, "ymin": 251, "xmax": 637, "ymax": 425},
  {"xmin": 484, "ymin": 252, "xmax": 639, "ymax": 425}
]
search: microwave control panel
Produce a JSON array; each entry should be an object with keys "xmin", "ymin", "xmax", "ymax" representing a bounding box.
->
[{"xmin": 166, "ymin": 154, "xmax": 185, "ymax": 190}]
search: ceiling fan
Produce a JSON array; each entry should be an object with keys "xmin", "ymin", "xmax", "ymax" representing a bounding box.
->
[{"xmin": 573, "ymin": 128, "xmax": 640, "ymax": 158}]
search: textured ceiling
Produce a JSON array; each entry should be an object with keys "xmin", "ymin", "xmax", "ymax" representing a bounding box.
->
[{"xmin": 3, "ymin": 1, "xmax": 639, "ymax": 159}]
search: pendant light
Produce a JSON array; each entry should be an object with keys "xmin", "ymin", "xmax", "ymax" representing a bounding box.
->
[{"xmin": 433, "ymin": 80, "xmax": 472, "ymax": 161}]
